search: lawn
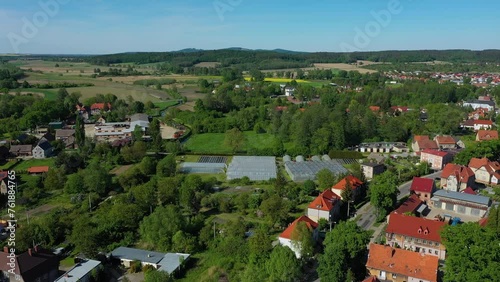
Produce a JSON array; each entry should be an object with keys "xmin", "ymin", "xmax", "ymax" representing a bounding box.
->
[
  {"xmin": 184, "ymin": 132, "xmax": 277, "ymax": 155},
  {"xmin": 13, "ymin": 158, "xmax": 56, "ymax": 171}
]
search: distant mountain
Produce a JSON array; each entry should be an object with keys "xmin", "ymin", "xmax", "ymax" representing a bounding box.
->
[{"xmin": 174, "ymin": 48, "xmax": 205, "ymax": 53}]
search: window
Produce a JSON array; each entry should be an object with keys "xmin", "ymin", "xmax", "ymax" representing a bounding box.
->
[
  {"xmin": 457, "ymin": 205, "xmax": 466, "ymax": 214},
  {"xmin": 445, "ymin": 202, "xmax": 454, "ymax": 211},
  {"xmin": 435, "ymin": 242, "xmax": 440, "ymax": 247},
  {"xmin": 423, "ymin": 240, "xmax": 427, "ymax": 244},
  {"xmin": 435, "ymin": 250, "xmax": 438, "ymax": 255},
  {"xmin": 434, "ymin": 200, "xmax": 441, "ymax": 208},
  {"xmin": 428, "ymin": 249, "xmax": 432, "ymax": 253},
  {"xmin": 471, "ymin": 208, "xmax": 481, "ymax": 216},
  {"xmin": 392, "ymin": 274, "xmax": 397, "ymax": 279}
]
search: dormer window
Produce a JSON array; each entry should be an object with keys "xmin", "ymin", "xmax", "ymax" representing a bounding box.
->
[
  {"xmin": 418, "ymin": 227, "xmax": 423, "ymax": 234},
  {"xmin": 424, "ymin": 229, "xmax": 429, "ymax": 235}
]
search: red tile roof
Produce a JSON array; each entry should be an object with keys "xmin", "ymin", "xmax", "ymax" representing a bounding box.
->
[
  {"xmin": 90, "ymin": 103, "xmax": 111, "ymax": 110},
  {"xmin": 434, "ymin": 135, "xmax": 456, "ymax": 145},
  {"xmin": 478, "ymin": 217, "xmax": 488, "ymax": 227},
  {"xmin": 369, "ymin": 106, "xmax": 380, "ymax": 112},
  {"xmin": 366, "ymin": 244, "xmax": 439, "ymax": 282},
  {"xmin": 387, "ymin": 212, "xmax": 446, "ymax": 243},
  {"xmin": 362, "ymin": 276, "xmax": 380, "ymax": 282},
  {"xmin": 394, "ymin": 194, "xmax": 423, "ymax": 214},
  {"xmin": 279, "ymin": 216, "xmax": 318, "ymax": 240},
  {"xmin": 461, "ymin": 187, "xmax": 477, "ymax": 195},
  {"xmin": 332, "ymin": 175, "xmax": 363, "ymax": 190},
  {"xmin": 27, "ymin": 166, "xmax": 49, "ymax": 174},
  {"xmin": 462, "ymin": 119, "xmax": 475, "ymax": 127},
  {"xmin": 474, "ymin": 120, "xmax": 493, "ymax": 125},
  {"xmin": 308, "ymin": 189, "xmax": 341, "ymax": 211},
  {"xmin": 414, "ymin": 135, "xmax": 430, "ymax": 142},
  {"xmin": 476, "ymin": 130, "xmax": 498, "ymax": 141},
  {"xmin": 421, "ymin": 149, "xmax": 449, "ymax": 157},
  {"xmin": 441, "ymin": 164, "xmax": 474, "ymax": 184},
  {"xmin": 417, "ymin": 140, "xmax": 439, "ymax": 150},
  {"xmin": 410, "ymin": 177, "xmax": 435, "ymax": 193}
]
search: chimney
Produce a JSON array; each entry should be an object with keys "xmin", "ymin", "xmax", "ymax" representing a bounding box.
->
[
  {"xmin": 28, "ymin": 248, "xmax": 32, "ymax": 256},
  {"xmin": 3, "ymin": 246, "xmax": 8, "ymax": 253}
]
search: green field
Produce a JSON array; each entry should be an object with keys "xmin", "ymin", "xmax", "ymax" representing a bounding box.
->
[
  {"xmin": 13, "ymin": 158, "xmax": 56, "ymax": 171},
  {"xmin": 184, "ymin": 132, "xmax": 277, "ymax": 155}
]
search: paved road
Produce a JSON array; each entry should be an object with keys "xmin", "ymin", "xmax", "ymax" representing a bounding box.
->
[
  {"xmin": 355, "ymin": 170, "xmax": 442, "ymax": 232},
  {"xmin": 313, "ymin": 171, "xmax": 442, "ymax": 282}
]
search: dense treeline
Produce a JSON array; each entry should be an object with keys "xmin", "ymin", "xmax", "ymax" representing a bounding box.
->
[
  {"xmin": 70, "ymin": 49, "xmax": 500, "ymax": 68},
  {"xmin": 0, "ymin": 62, "xmax": 25, "ymax": 89},
  {"xmin": 169, "ymin": 70, "xmax": 481, "ymax": 155}
]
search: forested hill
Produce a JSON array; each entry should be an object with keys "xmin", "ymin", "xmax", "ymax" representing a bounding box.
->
[{"xmin": 76, "ymin": 49, "xmax": 500, "ymax": 68}]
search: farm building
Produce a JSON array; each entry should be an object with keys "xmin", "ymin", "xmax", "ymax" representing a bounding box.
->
[
  {"xmin": 179, "ymin": 156, "xmax": 227, "ymax": 174},
  {"xmin": 179, "ymin": 163, "xmax": 226, "ymax": 174},
  {"xmin": 284, "ymin": 155, "xmax": 348, "ymax": 181},
  {"xmin": 226, "ymin": 156, "xmax": 277, "ymax": 181}
]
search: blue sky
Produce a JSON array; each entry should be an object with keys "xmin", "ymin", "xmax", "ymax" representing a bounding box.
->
[{"xmin": 1, "ymin": 0, "xmax": 499, "ymax": 54}]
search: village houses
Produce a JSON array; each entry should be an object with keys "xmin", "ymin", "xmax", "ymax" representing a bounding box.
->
[
  {"xmin": 420, "ymin": 149, "xmax": 453, "ymax": 170},
  {"xmin": 366, "ymin": 244, "xmax": 439, "ymax": 282},
  {"xmin": 410, "ymin": 177, "xmax": 436, "ymax": 205},
  {"xmin": 386, "ymin": 212, "xmax": 447, "ymax": 260},
  {"xmin": 307, "ymin": 189, "xmax": 341, "ymax": 223},
  {"xmin": 278, "ymin": 216, "xmax": 319, "ymax": 258},
  {"xmin": 468, "ymin": 157, "xmax": 500, "ymax": 185},
  {"xmin": 440, "ymin": 163, "xmax": 475, "ymax": 192},
  {"xmin": 476, "ymin": 130, "xmax": 498, "ymax": 141}
]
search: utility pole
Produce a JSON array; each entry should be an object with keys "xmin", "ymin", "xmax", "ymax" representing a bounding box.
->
[
  {"xmin": 213, "ymin": 221, "xmax": 216, "ymax": 240},
  {"xmin": 89, "ymin": 194, "xmax": 91, "ymax": 213}
]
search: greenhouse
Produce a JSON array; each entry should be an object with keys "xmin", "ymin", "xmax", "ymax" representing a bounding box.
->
[{"xmin": 226, "ymin": 156, "xmax": 277, "ymax": 181}]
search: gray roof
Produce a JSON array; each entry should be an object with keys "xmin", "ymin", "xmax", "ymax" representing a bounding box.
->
[
  {"xmin": 36, "ymin": 140, "xmax": 53, "ymax": 151},
  {"xmin": 311, "ymin": 155, "xmax": 321, "ymax": 161},
  {"xmin": 226, "ymin": 156, "xmax": 277, "ymax": 181},
  {"xmin": 54, "ymin": 259, "xmax": 101, "ymax": 282},
  {"xmin": 179, "ymin": 162, "xmax": 226, "ymax": 174},
  {"xmin": 285, "ymin": 160, "xmax": 348, "ymax": 181},
  {"xmin": 157, "ymin": 253, "xmax": 190, "ymax": 274},
  {"xmin": 464, "ymin": 99, "xmax": 495, "ymax": 106},
  {"xmin": 432, "ymin": 189, "xmax": 491, "ymax": 206},
  {"xmin": 130, "ymin": 113, "xmax": 149, "ymax": 122},
  {"xmin": 56, "ymin": 129, "xmax": 75, "ymax": 138},
  {"xmin": 283, "ymin": 155, "xmax": 292, "ymax": 162},
  {"xmin": 10, "ymin": 145, "xmax": 32, "ymax": 153},
  {"xmin": 110, "ymin": 247, "xmax": 166, "ymax": 264}
]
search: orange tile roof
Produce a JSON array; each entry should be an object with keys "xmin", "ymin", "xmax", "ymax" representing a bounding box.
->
[
  {"xmin": 414, "ymin": 135, "xmax": 430, "ymax": 142},
  {"xmin": 434, "ymin": 135, "xmax": 456, "ymax": 144},
  {"xmin": 362, "ymin": 276, "xmax": 380, "ymax": 282},
  {"xmin": 417, "ymin": 140, "xmax": 439, "ymax": 150},
  {"xmin": 387, "ymin": 212, "xmax": 446, "ymax": 243},
  {"xmin": 90, "ymin": 103, "xmax": 111, "ymax": 110},
  {"xmin": 441, "ymin": 163, "xmax": 474, "ymax": 183},
  {"xmin": 308, "ymin": 189, "xmax": 341, "ymax": 211},
  {"xmin": 476, "ymin": 130, "xmax": 498, "ymax": 141},
  {"xmin": 279, "ymin": 216, "xmax": 318, "ymax": 240},
  {"xmin": 332, "ymin": 175, "xmax": 363, "ymax": 190},
  {"xmin": 27, "ymin": 166, "xmax": 49, "ymax": 173},
  {"xmin": 468, "ymin": 157, "xmax": 500, "ymax": 171},
  {"xmin": 366, "ymin": 244, "xmax": 439, "ymax": 282},
  {"xmin": 474, "ymin": 119, "xmax": 493, "ymax": 125},
  {"xmin": 369, "ymin": 106, "xmax": 380, "ymax": 112}
]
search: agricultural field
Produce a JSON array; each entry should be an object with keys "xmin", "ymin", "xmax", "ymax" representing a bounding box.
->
[
  {"xmin": 313, "ymin": 63, "xmax": 377, "ymax": 74},
  {"xmin": 184, "ymin": 132, "xmax": 278, "ymax": 155}
]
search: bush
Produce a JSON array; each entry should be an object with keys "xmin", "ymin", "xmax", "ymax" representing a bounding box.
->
[
  {"xmin": 142, "ymin": 264, "xmax": 155, "ymax": 273},
  {"xmin": 129, "ymin": 260, "xmax": 142, "ymax": 273}
]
